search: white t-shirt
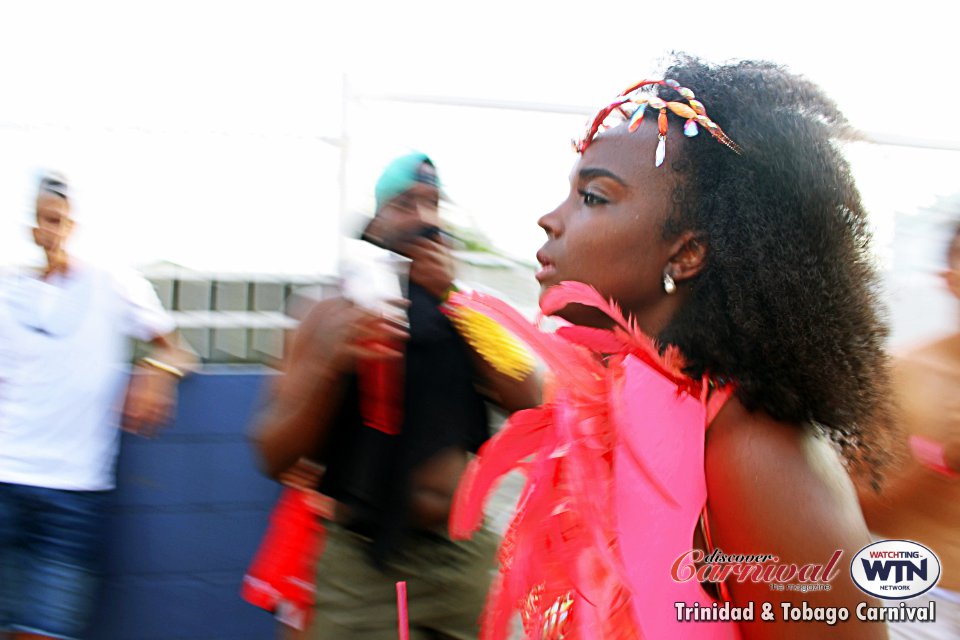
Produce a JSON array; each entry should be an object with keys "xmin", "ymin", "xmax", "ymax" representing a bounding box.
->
[{"xmin": 0, "ymin": 261, "xmax": 175, "ymax": 490}]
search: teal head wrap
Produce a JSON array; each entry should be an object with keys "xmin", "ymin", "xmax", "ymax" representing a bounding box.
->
[{"xmin": 374, "ymin": 152, "xmax": 441, "ymax": 213}]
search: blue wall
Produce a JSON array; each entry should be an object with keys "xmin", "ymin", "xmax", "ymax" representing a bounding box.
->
[{"xmin": 92, "ymin": 367, "xmax": 282, "ymax": 640}]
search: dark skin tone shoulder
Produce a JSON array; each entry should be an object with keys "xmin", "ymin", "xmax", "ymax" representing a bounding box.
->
[{"xmin": 705, "ymin": 398, "xmax": 882, "ymax": 638}]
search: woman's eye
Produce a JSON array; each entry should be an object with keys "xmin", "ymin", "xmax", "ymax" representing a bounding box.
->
[{"xmin": 578, "ymin": 190, "xmax": 608, "ymax": 206}]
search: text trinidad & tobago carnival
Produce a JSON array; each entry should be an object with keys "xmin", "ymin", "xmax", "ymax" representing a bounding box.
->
[{"xmin": 670, "ymin": 548, "xmax": 938, "ymax": 625}]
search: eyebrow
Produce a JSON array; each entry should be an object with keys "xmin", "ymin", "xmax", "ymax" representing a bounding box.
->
[{"xmin": 578, "ymin": 167, "xmax": 627, "ymax": 187}]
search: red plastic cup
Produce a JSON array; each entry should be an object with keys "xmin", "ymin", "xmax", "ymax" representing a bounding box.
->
[{"xmin": 358, "ymin": 337, "xmax": 405, "ymax": 435}]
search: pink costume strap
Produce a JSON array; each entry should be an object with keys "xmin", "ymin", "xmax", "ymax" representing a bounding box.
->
[
  {"xmin": 700, "ymin": 384, "xmax": 736, "ymax": 603},
  {"xmin": 699, "ymin": 506, "xmax": 733, "ymax": 604},
  {"xmin": 705, "ymin": 384, "xmax": 734, "ymax": 427}
]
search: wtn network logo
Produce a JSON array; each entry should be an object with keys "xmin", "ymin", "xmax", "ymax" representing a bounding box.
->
[{"xmin": 850, "ymin": 540, "xmax": 941, "ymax": 600}]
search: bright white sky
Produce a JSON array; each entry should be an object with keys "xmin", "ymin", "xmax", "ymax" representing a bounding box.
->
[{"xmin": 2, "ymin": 0, "xmax": 959, "ymax": 281}]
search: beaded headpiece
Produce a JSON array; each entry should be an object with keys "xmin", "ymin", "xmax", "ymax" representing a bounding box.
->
[{"xmin": 574, "ymin": 79, "xmax": 741, "ymax": 166}]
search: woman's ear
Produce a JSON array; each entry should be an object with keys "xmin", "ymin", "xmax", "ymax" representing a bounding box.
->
[{"xmin": 667, "ymin": 231, "xmax": 708, "ymax": 283}]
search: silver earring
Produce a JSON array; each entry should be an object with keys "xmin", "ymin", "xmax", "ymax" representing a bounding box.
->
[{"xmin": 663, "ymin": 271, "xmax": 677, "ymax": 294}]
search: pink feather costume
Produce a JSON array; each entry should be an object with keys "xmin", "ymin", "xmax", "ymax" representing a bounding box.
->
[{"xmin": 448, "ymin": 282, "xmax": 741, "ymax": 640}]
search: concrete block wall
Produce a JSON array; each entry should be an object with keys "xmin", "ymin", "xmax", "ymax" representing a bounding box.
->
[
  {"xmin": 91, "ymin": 367, "xmax": 282, "ymax": 640},
  {"xmin": 141, "ymin": 269, "xmax": 338, "ymax": 365}
]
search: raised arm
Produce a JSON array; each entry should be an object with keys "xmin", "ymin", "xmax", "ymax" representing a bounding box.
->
[{"xmin": 250, "ymin": 297, "xmax": 405, "ymax": 479}]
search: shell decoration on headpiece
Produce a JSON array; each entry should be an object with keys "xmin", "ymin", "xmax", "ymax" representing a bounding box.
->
[{"xmin": 574, "ymin": 79, "xmax": 742, "ymax": 166}]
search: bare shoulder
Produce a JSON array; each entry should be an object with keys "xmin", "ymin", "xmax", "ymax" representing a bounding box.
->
[
  {"xmin": 897, "ymin": 333, "xmax": 960, "ymax": 379},
  {"xmin": 900, "ymin": 332, "xmax": 960, "ymax": 359},
  {"xmin": 704, "ymin": 398, "xmax": 881, "ymax": 638},
  {"xmin": 892, "ymin": 335, "xmax": 960, "ymax": 434},
  {"xmin": 705, "ymin": 398, "xmax": 861, "ymax": 516}
]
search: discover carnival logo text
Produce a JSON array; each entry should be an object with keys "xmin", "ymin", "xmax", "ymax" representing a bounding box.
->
[{"xmin": 671, "ymin": 540, "xmax": 940, "ymax": 625}]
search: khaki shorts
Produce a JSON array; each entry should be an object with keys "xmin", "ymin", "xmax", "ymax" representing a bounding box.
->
[{"xmin": 309, "ymin": 522, "xmax": 499, "ymax": 640}]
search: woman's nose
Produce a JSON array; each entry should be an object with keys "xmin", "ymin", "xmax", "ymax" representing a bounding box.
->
[{"xmin": 538, "ymin": 204, "xmax": 564, "ymax": 238}]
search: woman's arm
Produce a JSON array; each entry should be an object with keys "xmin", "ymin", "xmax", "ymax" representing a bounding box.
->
[
  {"xmin": 467, "ymin": 348, "xmax": 542, "ymax": 414},
  {"xmin": 705, "ymin": 399, "xmax": 887, "ymax": 639}
]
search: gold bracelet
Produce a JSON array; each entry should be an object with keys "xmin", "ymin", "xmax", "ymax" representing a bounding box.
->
[{"xmin": 140, "ymin": 357, "xmax": 185, "ymax": 379}]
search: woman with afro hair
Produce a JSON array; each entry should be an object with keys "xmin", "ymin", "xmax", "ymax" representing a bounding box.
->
[{"xmin": 448, "ymin": 55, "xmax": 893, "ymax": 639}]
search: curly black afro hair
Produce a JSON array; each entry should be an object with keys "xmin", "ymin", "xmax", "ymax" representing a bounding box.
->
[{"xmin": 649, "ymin": 55, "xmax": 892, "ymax": 471}]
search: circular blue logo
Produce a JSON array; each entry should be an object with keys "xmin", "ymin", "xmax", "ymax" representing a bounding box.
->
[{"xmin": 850, "ymin": 540, "xmax": 941, "ymax": 600}]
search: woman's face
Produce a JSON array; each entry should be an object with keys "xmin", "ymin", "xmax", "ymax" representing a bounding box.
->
[{"xmin": 536, "ymin": 123, "xmax": 685, "ymax": 328}]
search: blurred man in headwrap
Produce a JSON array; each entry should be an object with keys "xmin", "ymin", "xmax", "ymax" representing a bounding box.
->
[{"xmin": 252, "ymin": 152, "xmax": 539, "ymax": 639}]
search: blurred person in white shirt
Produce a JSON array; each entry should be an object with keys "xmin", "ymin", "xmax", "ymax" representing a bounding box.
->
[{"xmin": 0, "ymin": 172, "xmax": 195, "ymax": 640}]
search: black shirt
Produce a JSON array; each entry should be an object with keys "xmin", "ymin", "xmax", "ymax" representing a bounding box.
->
[{"xmin": 318, "ymin": 281, "xmax": 490, "ymax": 562}]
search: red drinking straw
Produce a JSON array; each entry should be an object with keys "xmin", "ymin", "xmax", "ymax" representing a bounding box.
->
[{"xmin": 396, "ymin": 581, "xmax": 409, "ymax": 640}]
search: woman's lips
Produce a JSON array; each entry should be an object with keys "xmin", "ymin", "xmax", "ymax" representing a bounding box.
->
[{"xmin": 535, "ymin": 251, "xmax": 557, "ymax": 283}]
